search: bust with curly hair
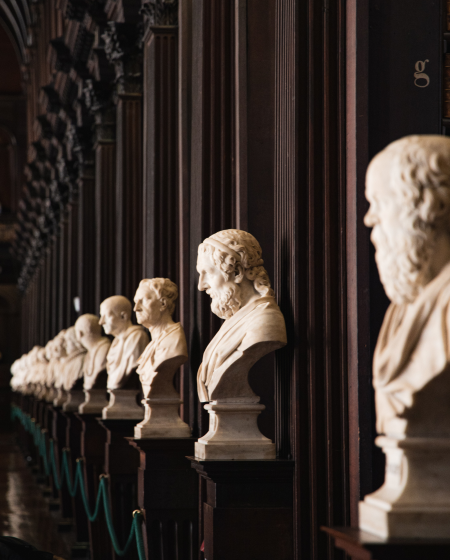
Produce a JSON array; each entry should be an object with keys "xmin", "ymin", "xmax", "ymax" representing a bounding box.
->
[
  {"xmin": 361, "ymin": 135, "xmax": 450, "ymax": 538},
  {"xmin": 195, "ymin": 229, "xmax": 287, "ymax": 459}
]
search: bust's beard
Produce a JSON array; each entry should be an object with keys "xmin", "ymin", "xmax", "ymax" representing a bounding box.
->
[
  {"xmin": 209, "ymin": 284, "xmax": 242, "ymax": 319},
  {"xmin": 373, "ymin": 224, "xmax": 434, "ymax": 305}
]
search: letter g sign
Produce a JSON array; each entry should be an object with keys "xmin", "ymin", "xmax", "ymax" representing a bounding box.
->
[{"xmin": 414, "ymin": 60, "xmax": 430, "ymax": 88}]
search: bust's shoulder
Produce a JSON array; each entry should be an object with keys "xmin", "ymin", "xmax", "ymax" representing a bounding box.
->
[
  {"xmin": 240, "ymin": 297, "xmax": 287, "ymax": 347},
  {"xmin": 165, "ymin": 323, "xmax": 186, "ymax": 344},
  {"xmin": 124, "ymin": 325, "xmax": 149, "ymax": 349}
]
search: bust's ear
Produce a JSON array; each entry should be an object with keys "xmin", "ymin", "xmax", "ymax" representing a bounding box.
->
[
  {"xmin": 160, "ymin": 297, "xmax": 168, "ymax": 311},
  {"xmin": 120, "ymin": 311, "xmax": 128, "ymax": 321},
  {"xmin": 234, "ymin": 263, "xmax": 245, "ymax": 284}
]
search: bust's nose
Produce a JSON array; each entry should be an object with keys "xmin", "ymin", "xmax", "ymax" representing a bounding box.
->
[
  {"xmin": 99, "ymin": 316, "xmax": 105, "ymax": 325},
  {"xmin": 364, "ymin": 206, "xmax": 377, "ymax": 228},
  {"xmin": 198, "ymin": 273, "xmax": 208, "ymax": 291}
]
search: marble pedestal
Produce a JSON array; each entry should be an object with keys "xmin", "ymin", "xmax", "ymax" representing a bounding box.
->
[
  {"xmin": 63, "ymin": 390, "xmax": 85, "ymax": 412},
  {"xmin": 190, "ymin": 458, "xmax": 294, "ymax": 560},
  {"xmin": 359, "ymin": 436, "xmax": 450, "ymax": 538},
  {"xmin": 102, "ymin": 389, "xmax": 144, "ymax": 419},
  {"xmin": 134, "ymin": 398, "xmax": 191, "ymax": 438},
  {"xmin": 195, "ymin": 402, "xmax": 276, "ymax": 460},
  {"xmin": 79, "ymin": 389, "xmax": 109, "ymax": 414},
  {"xmin": 323, "ymin": 527, "xmax": 450, "ymax": 560},
  {"xmin": 53, "ymin": 388, "xmax": 67, "ymax": 407},
  {"xmin": 128, "ymin": 438, "xmax": 198, "ymax": 560}
]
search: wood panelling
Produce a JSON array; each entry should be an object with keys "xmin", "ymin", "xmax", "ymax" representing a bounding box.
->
[
  {"xmin": 115, "ymin": 96, "xmax": 143, "ymax": 301},
  {"xmin": 142, "ymin": 27, "xmax": 178, "ymax": 282},
  {"xmin": 78, "ymin": 172, "xmax": 96, "ymax": 315},
  {"xmin": 274, "ymin": 1, "xmax": 350, "ymax": 559},
  {"xmin": 95, "ymin": 142, "xmax": 117, "ymax": 311}
]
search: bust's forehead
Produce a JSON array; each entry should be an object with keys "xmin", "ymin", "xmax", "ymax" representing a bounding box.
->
[
  {"xmin": 100, "ymin": 300, "xmax": 114, "ymax": 313},
  {"xmin": 197, "ymin": 248, "xmax": 215, "ymax": 268},
  {"xmin": 366, "ymin": 152, "xmax": 395, "ymax": 200},
  {"xmin": 136, "ymin": 283, "xmax": 153, "ymax": 299}
]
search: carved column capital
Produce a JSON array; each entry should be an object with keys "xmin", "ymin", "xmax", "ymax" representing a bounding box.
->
[
  {"xmin": 66, "ymin": 123, "xmax": 94, "ymax": 177},
  {"xmin": 102, "ymin": 22, "xmax": 143, "ymax": 97},
  {"xmin": 84, "ymin": 78, "xmax": 116, "ymax": 143},
  {"xmin": 141, "ymin": 0, "xmax": 178, "ymax": 27}
]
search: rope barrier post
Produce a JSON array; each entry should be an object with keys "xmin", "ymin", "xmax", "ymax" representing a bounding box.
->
[{"xmin": 12, "ymin": 403, "xmax": 148, "ymax": 560}]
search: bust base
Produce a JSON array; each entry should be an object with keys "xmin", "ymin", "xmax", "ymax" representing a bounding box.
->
[
  {"xmin": 134, "ymin": 398, "xmax": 191, "ymax": 438},
  {"xmin": 102, "ymin": 389, "xmax": 144, "ymax": 419},
  {"xmin": 79, "ymin": 389, "xmax": 109, "ymax": 414},
  {"xmin": 359, "ymin": 436, "xmax": 450, "ymax": 538},
  {"xmin": 63, "ymin": 390, "xmax": 85, "ymax": 412},
  {"xmin": 195, "ymin": 401, "xmax": 276, "ymax": 460}
]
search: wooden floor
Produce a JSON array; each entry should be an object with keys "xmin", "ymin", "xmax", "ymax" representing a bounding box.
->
[{"xmin": 0, "ymin": 431, "xmax": 72, "ymax": 559}]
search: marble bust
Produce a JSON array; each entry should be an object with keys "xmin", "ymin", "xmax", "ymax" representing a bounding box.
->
[
  {"xmin": 52, "ymin": 330, "xmax": 68, "ymax": 406},
  {"xmin": 100, "ymin": 295, "xmax": 149, "ymax": 419},
  {"xmin": 35, "ymin": 347, "xmax": 50, "ymax": 400},
  {"xmin": 43, "ymin": 340, "xmax": 56, "ymax": 402},
  {"xmin": 195, "ymin": 229, "xmax": 287, "ymax": 459},
  {"xmin": 359, "ymin": 135, "xmax": 450, "ymax": 538},
  {"xmin": 133, "ymin": 278, "xmax": 190, "ymax": 438},
  {"xmin": 75, "ymin": 313, "xmax": 111, "ymax": 413},
  {"xmin": 62, "ymin": 327, "xmax": 87, "ymax": 412}
]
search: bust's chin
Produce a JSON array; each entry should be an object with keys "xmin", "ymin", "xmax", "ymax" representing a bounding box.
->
[
  {"xmin": 209, "ymin": 285, "xmax": 242, "ymax": 319},
  {"xmin": 378, "ymin": 261, "xmax": 428, "ymax": 305}
]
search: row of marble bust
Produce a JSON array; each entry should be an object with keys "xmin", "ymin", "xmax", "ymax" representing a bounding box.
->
[
  {"xmin": 13, "ymin": 136, "xmax": 450, "ymax": 538},
  {"xmin": 12, "ymin": 229, "xmax": 288, "ymax": 460}
]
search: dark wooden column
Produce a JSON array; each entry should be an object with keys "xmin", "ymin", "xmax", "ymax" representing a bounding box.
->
[
  {"xmin": 115, "ymin": 94, "xmax": 143, "ymax": 300},
  {"xmin": 103, "ymin": 22, "xmax": 144, "ymax": 302},
  {"xmin": 58, "ymin": 214, "xmax": 69, "ymax": 328},
  {"xmin": 274, "ymin": 1, "xmax": 350, "ymax": 559},
  {"xmin": 44, "ymin": 248, "xmax": 52, "ymax": 343},
  {"xmin": 77, "ymin": 165, "xmax": 96, "ymax": 315},
  {"xmin": 67, "ymin": 203, "xmax": 79, "ymax": 326},
  {"xmin": 141, "ymin": 1, "xmax": 179, "ymax": 281},
  {"xmin": 51, "ymin": 236, "xmax": 61, "ymax": 336},
  {"xmin": 94, "ymin": 110, "xmax": 117, "ymax": 311},
  {"xmin": 83, "ymin": 76, "xmax": 117, "ymax": 312}
]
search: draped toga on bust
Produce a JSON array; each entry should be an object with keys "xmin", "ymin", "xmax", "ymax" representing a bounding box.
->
[
  {"xmin": 197, "ymin": 295, "xmax": 287, "ymax": 402},
  {"xmin": 137, "ymin": 322, "xmax": 188, "ymax": 386},
  {"xmin": 106, "ymin": 325, "xmax": 149, "ymax": 390},
  {"xmin": 373, "ymin": 262, "xmax": 450, "ymax": 437},
  {"xmin": 62, "ymin": 349, "xmax": 87, "ymax": 391},
  {"xmin": 83, "ymin": 337, "xmax": 111, "ymax": 390}
]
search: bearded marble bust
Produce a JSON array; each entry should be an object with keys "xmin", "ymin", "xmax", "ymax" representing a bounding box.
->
[
  {"xmin": 196, "ymin": 229, "xmax": 287, "ymax": 403},
  {"xmin": 360, "ymin": 135, "xmax": 450, "ymax": 538},
  {"xmin": 195, "ymin": 229, "xmax": 287, "ymax": 459},
  {"xmin": 364, "ymin": 135, "xmax": 450, "ymax": 438}
]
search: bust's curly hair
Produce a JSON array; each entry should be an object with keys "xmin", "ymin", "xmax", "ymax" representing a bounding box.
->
[
  {"xmin": 139, "ymin": 278, "xmax": 179, "ymax": 315},
  {"xmin": 198, "ymin": 229, "xmax": 274, "ymax": 297}
]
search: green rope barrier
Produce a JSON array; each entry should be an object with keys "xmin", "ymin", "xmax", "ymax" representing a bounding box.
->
[{"xmin": 11, "ymin": 405, "xmax": 146, "ymax": 560}]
